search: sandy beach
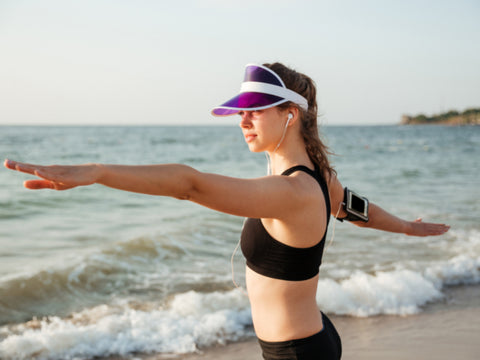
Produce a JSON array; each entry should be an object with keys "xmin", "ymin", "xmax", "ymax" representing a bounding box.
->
[{"xmin": 143, "ymin": 284, "xmax": 480, "ymax": 360}]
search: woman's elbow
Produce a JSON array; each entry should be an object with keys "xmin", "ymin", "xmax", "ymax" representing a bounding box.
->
[
  {"xmin": 352, "ymin": 219, "xmax": 371, "ymax": 228},
  {"xmin": 160, "ymin": 164, "xmax": 197, "ymax": 200}
]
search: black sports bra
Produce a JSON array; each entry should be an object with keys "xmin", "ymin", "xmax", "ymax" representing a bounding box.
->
[{"xmin": 240, "ymin": 165, "xmax": 331, "ymax": 281}]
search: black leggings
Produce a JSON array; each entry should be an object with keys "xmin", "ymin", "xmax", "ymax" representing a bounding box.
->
[{"xmin": 258, "ymin": 312, "xmax": 342, "ymax": 360}]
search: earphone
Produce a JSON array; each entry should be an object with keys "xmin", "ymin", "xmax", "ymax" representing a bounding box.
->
[
  {"xmin": 266, "ymin": 112, "xmax": 295, "ymax": 174},
  {"xmin": 285, "ymin": 113, "xmax": 293, "ymax": 128}
]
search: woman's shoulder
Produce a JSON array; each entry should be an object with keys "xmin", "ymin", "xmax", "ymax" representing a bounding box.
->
[{"xmin": 323, "ymin": 170, "xmax": 346, "ymax": 217}]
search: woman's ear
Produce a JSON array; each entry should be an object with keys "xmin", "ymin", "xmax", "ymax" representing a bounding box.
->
[{"xmin": 287, "ymin": 107, "xmax": 300, "ymax": 126}]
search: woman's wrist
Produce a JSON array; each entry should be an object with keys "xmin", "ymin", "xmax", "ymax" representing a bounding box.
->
[
  {"xmin": 404, "ymin": 220, "xmax": 416, "ymax": 235},
  {"xmin": 92, "ymin": 163, "xmax": 106, "ymax": 184}
]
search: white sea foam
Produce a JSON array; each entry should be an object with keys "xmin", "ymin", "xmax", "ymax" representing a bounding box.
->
[
  {"xmin": 3, "ymin": 249, "xmax": 479, "ymax": 360},
  {"xmin": 2, "ymin": 253, "xmax": 479, "ymax": 359},
  {"xmin": 316, "ymin": 269, "xmax": 443, "ymax": 316},
  {"xmin": 0, "ymin": 289, "xmax": 252, "ymax": 360},
  {"xmin": 317, "ymin": 249, "xmax": 480, "ymax": 317},
  {"xmin": 424, "ymin": 229, "xmax": 480, "ymax": 287},
  {"xmin": 2, "ymin": 231, "xmax": 479, "ymax": 359},
  {"xmin": 425, "ymin": 254, "xmax": 480, "ymax": 286}
]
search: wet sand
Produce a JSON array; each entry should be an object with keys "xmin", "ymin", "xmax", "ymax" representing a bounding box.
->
[{"xmin": 157, "ymin": 285, "xmax": 480, "ymax": 360}]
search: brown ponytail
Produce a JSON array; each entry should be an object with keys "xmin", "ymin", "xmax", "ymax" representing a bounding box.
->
[{"xmin": 264, "ymin": 62, "xmax": 336, "ymax": 179}]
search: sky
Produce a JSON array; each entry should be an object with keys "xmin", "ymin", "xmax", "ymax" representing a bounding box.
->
[{"xmin": 1, "ymin": 0, "xmax": 479, "ymax": 126}]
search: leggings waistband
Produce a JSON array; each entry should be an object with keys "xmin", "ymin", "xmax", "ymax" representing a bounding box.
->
[{"xmin": 258, "ymin": 312, "xmax": 342, "ymax": 360}]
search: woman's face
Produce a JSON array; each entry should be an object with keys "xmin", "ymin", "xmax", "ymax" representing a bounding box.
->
[{"xmin": 238, "ymin": 107, "xmax": 288, "ymax": 153}]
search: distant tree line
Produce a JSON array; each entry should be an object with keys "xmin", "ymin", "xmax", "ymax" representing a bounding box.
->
[{"xmin": 401, "ymin": 108, "xmax": 480, "ymax": 125}]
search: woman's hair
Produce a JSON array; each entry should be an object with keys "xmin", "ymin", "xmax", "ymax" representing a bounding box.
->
[{"xmin": 264, "ymin": 62, "xmax": 336, "ymax": 178}]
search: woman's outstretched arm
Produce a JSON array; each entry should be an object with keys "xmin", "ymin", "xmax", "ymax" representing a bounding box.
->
[
  {"xmin": 351, "ymin": 203, "xmax": 450, "ymax": 236},
  {"xmin": 327, "ymin": 171, "xmax": 450, "ymax": 237},
  {"xmin": 3, "ymin": 159, "xmax": 313, "ymax": 220}
]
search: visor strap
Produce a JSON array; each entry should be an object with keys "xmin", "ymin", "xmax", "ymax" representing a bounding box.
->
[{"xmin": 240, "ymin": 82, "xmax": 309, "ymax": 111}]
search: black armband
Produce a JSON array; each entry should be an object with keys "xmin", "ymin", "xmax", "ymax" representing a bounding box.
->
[{"xmin": 337, "ymin": 187, "xmax": 369, "ymax": 222}]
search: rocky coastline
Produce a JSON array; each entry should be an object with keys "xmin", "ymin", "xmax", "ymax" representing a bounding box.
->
[{"xmin": 401, "ymin": 108, "xmax": 480, "ymax": 125}]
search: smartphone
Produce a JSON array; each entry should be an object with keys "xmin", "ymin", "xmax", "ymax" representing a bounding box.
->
[{"xmin": 345, "ymin": 187, "xmax": 369, "ymax": 222}]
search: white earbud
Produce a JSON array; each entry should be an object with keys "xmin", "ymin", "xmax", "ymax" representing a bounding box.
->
[
  {"xmin": 270, "ymin": 112, "xmax": 293, "ymax": 165},
  {"xmin": 286, "ymin": 113, "xmax": 293, "ymax": 126}
]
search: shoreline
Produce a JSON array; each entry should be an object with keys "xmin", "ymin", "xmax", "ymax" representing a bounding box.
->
[
  {"xmin": 139, "ymin": 284, "xmax": 480, "ymax": 360},
  {"xmin": 400, "ymin": 108, "xmax": 480, "ymax": 126}
]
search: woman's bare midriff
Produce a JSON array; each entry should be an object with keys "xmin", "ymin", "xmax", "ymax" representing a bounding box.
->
[{"xmin": 246, "ymin": 266, "xmax": 323, "ymax": 342}]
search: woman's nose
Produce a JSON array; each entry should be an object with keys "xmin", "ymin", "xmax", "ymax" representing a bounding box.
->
[{"xmin": 239, "ymin": 112, "xmax": 252, "ymax": 128}]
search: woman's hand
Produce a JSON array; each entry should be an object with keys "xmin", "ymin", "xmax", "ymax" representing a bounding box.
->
[
  {"xmin": 350, "ymin": 203, "xmax": 450, "ymax": 237},
  {"xmin": 4, "ymin": 159, "xmax": 100, "ymax": 191},
  {"xmin": 405, "ymin": 218, "xmax": 450, "ymax": 237}
]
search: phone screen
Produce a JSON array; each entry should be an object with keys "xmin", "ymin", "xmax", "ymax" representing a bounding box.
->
[{"xmin": 351, "ymin": 193, "xmax": 366, "ymax": 214}]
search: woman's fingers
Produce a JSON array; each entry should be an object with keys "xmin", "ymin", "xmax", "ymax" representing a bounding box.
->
[
  {"xmin": 427, "ymin": 222, "xmax": 450, "ymax": 234},
  {"xmin": 413, "ymin": 221, "xmax": 450, "ymax": 236},
  {"xmin": 4, "ymin": 159, "xmax": 16, "ymax": 169},
  {"xmin": 4, "ymin": 159, "xmax": 44, "ymax": 176},
  {"xmin": 24, "ymin": 179, "xmax": 74, "ymax": 191},
  {"xmin": 5, "ymin": 160, "xmax": 53, "ymax": 181},
  {"xmin": 5, "ymin": 159, "xmax": 60, "ymax": 189},
  {"xmin": 431, "ymin": 223, "xmax": 450, "ymax": 235},
  {"xmin": 5, "ymin": 159, "xmax": 99, "ymax": 191},
  {"xmin": 24, "ymin": 179, "xmax": 55, "ymax": 190},
  {"xmin": 405, "ymin": 216, "xmax": 450, "ymax": 236}
]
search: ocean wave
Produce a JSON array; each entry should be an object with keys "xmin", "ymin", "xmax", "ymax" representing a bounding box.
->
[
  {"xmin": 317, "ymin": 251, "xmax": 480, "ymax": 317},
  {"xmin": 316, "ymin": 269, "xmax": 442, "ymax": 316},
  {"xmin": 0, "ymin": 248, "xmax": 480, "ymax": 360},
  {"xmin": 1, "ymin": 249, "xmax": 479, "ymax": 359},
  {"xmin": 0, "ymin": 236, "xmax": 180, "ymax": 325},
  {"xmin": 1, "ymin": 230, "xmax": 479, "ymax": 359},
  {"xmin": 0, "ymin": 234, "xmax": 230, "ymax": 326},
  {"xmin": 0, "ymin": 289, "xmax": 252, "ymax": 360}
]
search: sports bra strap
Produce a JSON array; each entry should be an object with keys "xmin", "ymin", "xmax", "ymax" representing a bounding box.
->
[
  {"xmin": 281, "ymin": 165, "xmax": 331, "ymax": 225},
  {"xmin": 281, "ymin": 165, "xmax": 316, "ymax": 177}
]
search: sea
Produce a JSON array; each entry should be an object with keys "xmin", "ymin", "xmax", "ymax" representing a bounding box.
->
[{"xmin": 0, "ymin": 124, "xmax": 479, "ymax": 360}]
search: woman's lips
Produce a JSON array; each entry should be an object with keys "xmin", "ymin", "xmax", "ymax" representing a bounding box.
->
[{"xmin": 244, "ymin": 134, "xmax": 257, "ymax": 142}]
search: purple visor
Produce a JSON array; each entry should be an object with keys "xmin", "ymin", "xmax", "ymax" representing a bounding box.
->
[{"xmin": 212, "ymin": 64, "xmax": 308, "ymax": 117}]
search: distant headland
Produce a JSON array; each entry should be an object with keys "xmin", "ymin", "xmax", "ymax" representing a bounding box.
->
[{"xmin": 401, "ymin": 108, "xmax": 480, "ymax": 125}]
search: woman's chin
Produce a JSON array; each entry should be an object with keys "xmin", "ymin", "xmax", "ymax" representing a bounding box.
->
[{"xmin": 247, "ymin": 145, "xmax": 264, "ymax": 153}]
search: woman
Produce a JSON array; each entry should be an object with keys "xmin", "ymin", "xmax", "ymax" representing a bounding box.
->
[{"xmin": 4, "ymin": 63, "xmax": 449, "ymax": 360}]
